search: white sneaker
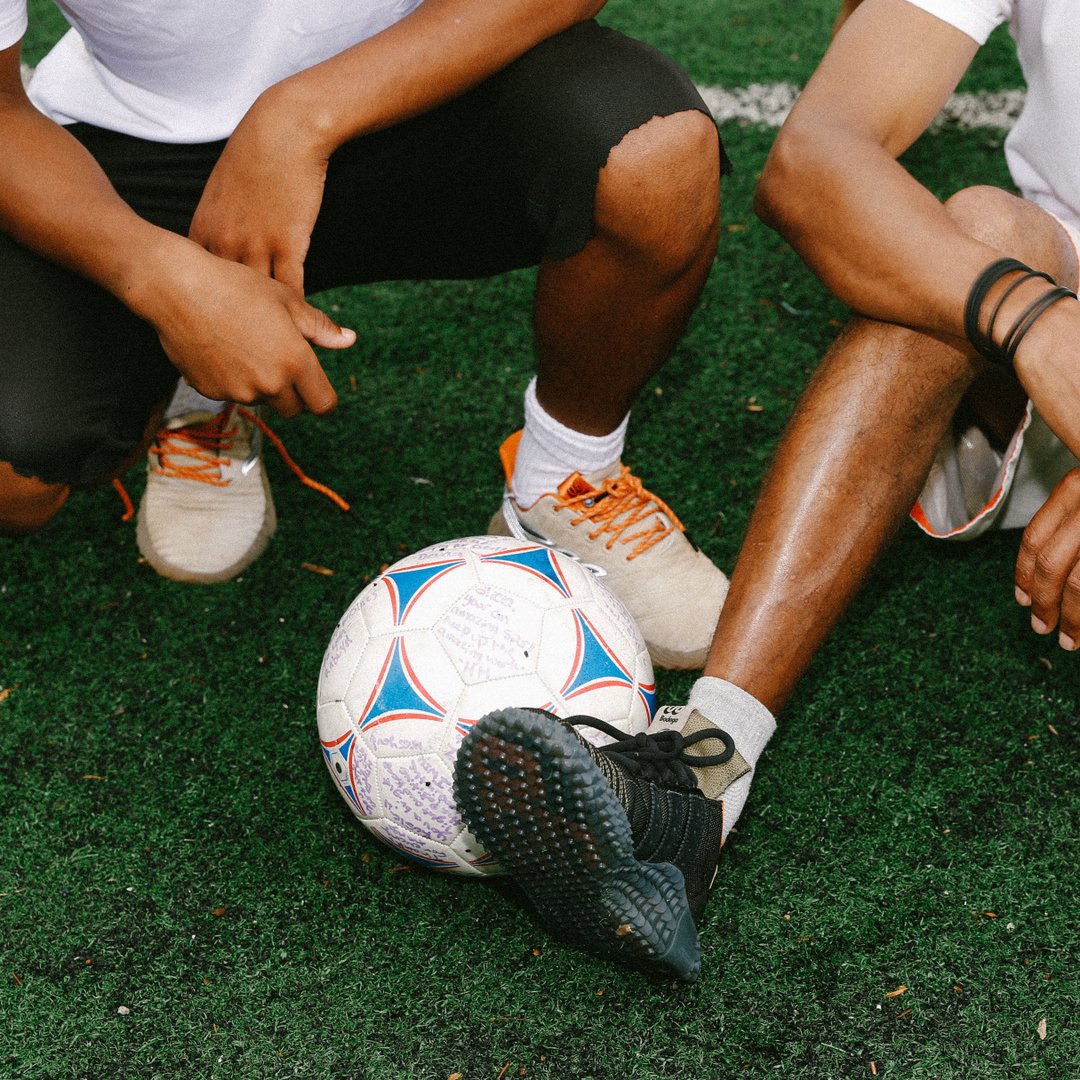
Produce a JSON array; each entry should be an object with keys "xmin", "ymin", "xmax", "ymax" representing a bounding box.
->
[
  {"xmin": 488, "ymin": 431, "xmax": 729, "ymax": 669},
  {"xmin": 136, "ymin": 404, "xmax": 276, "ymax": 583}
]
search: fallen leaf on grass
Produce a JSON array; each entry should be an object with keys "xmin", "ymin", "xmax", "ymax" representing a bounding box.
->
[
  {"xmin": 884, "ymin": 985, "xmax": 907, "ymax": 998},
  {"xmin": 301, "ymin": 562, "xmax": 335, "ymax": 576},
  {"xmin": 1037, "ymin": 1018, "xmax": 1047, "ymax": 1041},
  {"xmin": 0, "ymin": 688, "xmax": 10, "ymax": 704}
]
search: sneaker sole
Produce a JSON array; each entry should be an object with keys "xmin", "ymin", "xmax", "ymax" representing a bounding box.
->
[{"xmin": 454, "ymin": 707, "xmax": 702, "ymax": 983}]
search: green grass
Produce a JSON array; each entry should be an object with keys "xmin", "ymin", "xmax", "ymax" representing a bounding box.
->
[{"xmin": 4, "ymin": 4, "xmax": 1077, "ymax": 1079}]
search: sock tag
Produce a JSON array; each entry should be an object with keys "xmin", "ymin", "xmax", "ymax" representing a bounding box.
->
[
  {"xmin": 654, "ymin": 705, "xmax": 752, "ymax": 800},
  {"xmin": 695, "ymin": 749, "xmax": 751, "ymax": 801}
]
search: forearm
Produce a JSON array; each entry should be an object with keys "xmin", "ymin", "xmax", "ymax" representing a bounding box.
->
[
  {"xmin": 756, "ymin": 122, "xmax": 1000, "ymax": 343},
  {"xmin": 0, "ymin": 92, "xmax": 187, "ymax": 319},
  {"xmin": 246, "ymin": 0, "xmax": 605, "ymax": 156}
]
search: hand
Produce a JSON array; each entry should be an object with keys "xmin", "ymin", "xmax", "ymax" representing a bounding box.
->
[
  {"xmin": 188, "ymin": 85, "xmax": 331, "ymax": 295},
  {"xmin": 147, "ymin": 237, "xmax": 355, "ymax": 418},
  {"xmin": 1014, "ymin": 468, "xmax": 1080, "ymax": 651}
]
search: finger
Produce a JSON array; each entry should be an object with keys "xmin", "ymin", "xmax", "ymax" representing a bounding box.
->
[
  {"xmin": 1058, "ymin": 566, "xmax": 1080, "ymax": 650},
  {"xmin": 291, "ymin": 299, "xmax": 357, "ymax": 350},
  {"xmin": 1016, "ymin": 475, "xmax": 1079, "ymax": 604},
  {"xmin": 271, "ymin": 251, "xmax": 306, "ymax": 297},
  {"xmin": 1024, "ymin": 506, "xmax": 1080, "ymax": 636},
  {"xmin": 265, "ymin": 384, "xmax": 305, "ymax": 420},
  {"xmin": 293, "ymin": 352, "xmax": 339, "ymax": 416}
]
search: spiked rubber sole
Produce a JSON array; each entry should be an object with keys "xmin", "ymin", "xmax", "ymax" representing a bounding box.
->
[{"xmin": 454, "ymin": 708, "xmax": 701, "ymax": 983}]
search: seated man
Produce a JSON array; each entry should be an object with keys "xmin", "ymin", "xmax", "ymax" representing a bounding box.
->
[
  {"xmin": 0, "ymin": 0, "xmax": 729, "ymax": 671},
  {"xmin": 456, "ymin": 0, "xmax": 1080, "ymax": 981}
]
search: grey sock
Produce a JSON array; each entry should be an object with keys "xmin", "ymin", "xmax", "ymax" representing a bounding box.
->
[{"xmin": 687, "ymin": 677, "xmax": 776, "ymax": 840}]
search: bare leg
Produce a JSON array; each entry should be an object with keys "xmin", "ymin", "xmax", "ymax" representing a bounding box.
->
[
  {"xmin": 704, "ymin": 185, "xmax": 1080, "ymax": 713},
  {"xmin": 0, "ymin": 399, "xmax": 166, "ymax": 537},
  {"xmin": 532, "ymin": 110, "xmax": 721, "ymax": 435},
  {"xmin": 0, "ymin": 463, "xmax": 69, "ymax": 536}
]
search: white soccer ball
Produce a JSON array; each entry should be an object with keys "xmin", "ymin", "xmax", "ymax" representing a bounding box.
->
[{"xmin": 316, "ymin": 535, "xmax": 656, "ymax": 875}]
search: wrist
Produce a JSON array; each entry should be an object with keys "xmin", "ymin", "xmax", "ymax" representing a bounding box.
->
[
  {"xmin": 111, "ymin": 229, "xmax": 205, "ymax": 324},
  {"xmin": 964, "ymin": 258, "xmax": 1077, "ymax": 372},
  {"xmin": 247, "ymin": 76, "xmax": 343, "ymax": 160}
]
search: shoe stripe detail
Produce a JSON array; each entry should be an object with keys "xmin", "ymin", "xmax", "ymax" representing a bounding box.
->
[{"xmin": 237, "ymin": 406, "xmax": 350, "ymax": 511}]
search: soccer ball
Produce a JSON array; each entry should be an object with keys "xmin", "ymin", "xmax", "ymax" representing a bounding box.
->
[{"xmin": 316, "ymin": 535, "xmax": 656, "ymax": 876}]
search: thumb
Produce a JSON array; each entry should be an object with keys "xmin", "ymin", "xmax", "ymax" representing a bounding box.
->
[{"xmin": 292, "ymin": 300, "xmax": 357, "ymax": 350}]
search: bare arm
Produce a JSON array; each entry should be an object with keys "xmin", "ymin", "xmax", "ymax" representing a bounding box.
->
[
  {"xmin": 191, "ymin": 0, "xmax": 606, "ymax": 292},
  {"xmin": 756, "ymin": 0, "xmax": 985, "ymax": 339},
  {"xmin": 756, "ymin": 0, "xmax": 1080, "ymax": 458},
  {"xmin": 832, "ymin": 0, "xmax": 866, "ymax": 37},
  {"xmin": 0, "ymin": 41, "xmax": 180, "ymax": 308},
  {"xmin": 0, "ymin": 40, "xmax": 353, "ymax": 417}
]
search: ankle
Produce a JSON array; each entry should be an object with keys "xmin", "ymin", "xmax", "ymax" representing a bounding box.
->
[{"xmin": 511, "ymin": 377, "xmax": 628, "ymax": 506}]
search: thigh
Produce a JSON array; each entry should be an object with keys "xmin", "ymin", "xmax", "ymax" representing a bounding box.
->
[
  {"xmin": 0, "ymin": 232, "xmax": 176, "ymax": 486},
  {"xmin": 0, "ymin": 127, "xmax": 218, "ymax": 486},
  {"xmin": 306, "ymin": 20, "xmax": 725, "ymax": 289}
]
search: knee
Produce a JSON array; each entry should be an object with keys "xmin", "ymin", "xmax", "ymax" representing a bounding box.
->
[
  {"xmin": 943, "ymin": 185, "xmax": 1078, "ymax": 285},
  {"xmin": 596, "ymin": 109, "xmax": 722, "ymax": 276},
  {"xmin": 943, "ymin": 185, "xmax": 1028, "ymax": 249},
  {"xmin": 0, "ymin": 462, "xmax": 69, "ymax": 536}
]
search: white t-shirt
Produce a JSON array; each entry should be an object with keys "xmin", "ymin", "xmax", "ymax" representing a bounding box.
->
[
  {"xmin": 1, "ymin": 1, "xmax": 424, "ymax": 142},
  {"xmin": 903, "ymin": 0, "xmax": 1080, "ymax": 226}
]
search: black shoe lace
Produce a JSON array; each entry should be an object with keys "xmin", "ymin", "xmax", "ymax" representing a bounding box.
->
[{"xmin": 567, "ymin": 715, "xmax": 735, "ymax": 790}]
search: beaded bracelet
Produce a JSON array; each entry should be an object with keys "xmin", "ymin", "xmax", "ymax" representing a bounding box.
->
[{"xmin": 964, "ymin": 257, "xmax": 1077, "ymax": 372}]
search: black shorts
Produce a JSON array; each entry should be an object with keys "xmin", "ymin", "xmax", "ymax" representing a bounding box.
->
[{"xmin": 0, "ymin": 20, "xmax": 727, "ymax": 486}]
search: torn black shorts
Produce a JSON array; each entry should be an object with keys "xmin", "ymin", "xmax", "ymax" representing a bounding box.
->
[{"xmin": 0, "ymin": 20, "xmax": 727, "ymax": 486}]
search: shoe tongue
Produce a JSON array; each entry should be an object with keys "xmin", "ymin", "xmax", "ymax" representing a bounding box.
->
[
  {"xmin": 557, "ymin": 472, "xmax": 602, "ymax": 501},
  {"xmin": 164, "ymin": 409, "xmax": 220, "ymax": 432}
]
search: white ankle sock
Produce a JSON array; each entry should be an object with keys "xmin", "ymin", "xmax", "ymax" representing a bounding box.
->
[
  {"xmin": 511, "ymin": 377, "xmax": 629, "ymax": 507},
  {"xmin": 688, "ymin": 676, "xmax": 776, "ymax": 841},
  {"xmin": 164, "ymin": 378, "xmax": 226, "ymax": 423}
]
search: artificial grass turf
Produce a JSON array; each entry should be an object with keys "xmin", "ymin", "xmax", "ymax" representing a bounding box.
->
[{"xmin": 4, "ymin": 4, "xmax": 1078, "ymax": 1079}]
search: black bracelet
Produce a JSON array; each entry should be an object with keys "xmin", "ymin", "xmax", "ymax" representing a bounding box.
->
[
  {"xmin": 1001, "ymin": 285, "xmax": 1076, "ymax": 369},
  {"xmin": 963, "ymin": 257, "xmax": 1030, "ymax": 363},
  {"xmin": 984, "ymin": 268, "xmax": 1054, "ymax": 349},
  {"xmin": 964, "ymin": 257, "xmax": 1075, "ymax": 372}
]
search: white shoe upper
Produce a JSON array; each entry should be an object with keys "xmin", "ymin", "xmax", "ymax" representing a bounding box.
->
[
  {"xmin": 489, "ymin": 452, "xmax": 729, "ymax": 670},
  {"xmin": 135, "ymin": 405, "xmax": 277, "ymax": 584}
]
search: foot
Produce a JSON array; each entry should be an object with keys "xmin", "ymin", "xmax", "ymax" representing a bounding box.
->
[
  {"xmin": 454, "ymin": 706, "xmax": 746, "ymax": 981},
  {"xmin": 136, "ymin": 404, "xmax": 276, "ymax": 583},
  {"xmin": 488, "ymin": 432, "xmax": 728, "ymax": 670}
]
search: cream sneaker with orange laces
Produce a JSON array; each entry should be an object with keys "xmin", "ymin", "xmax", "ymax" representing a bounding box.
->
[
  {"xmin": 136, "ymin": 404, "xmax": 277, "ymax": 583},
  {"xmin": 488, "ymin": 431, "xmax": 729, "ymax": 669},
  {"xmin": 136, "ymin": 403, "xmax": 348, "ymax": 584}
]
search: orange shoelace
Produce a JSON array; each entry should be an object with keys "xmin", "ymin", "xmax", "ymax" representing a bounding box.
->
[
  {"xmin": 114, "ymin": 403, "xmax": 349, "ymax": 520},
  {"xmin": 558, "ymin": 466, "xmax": 683, "ymax": 560}
]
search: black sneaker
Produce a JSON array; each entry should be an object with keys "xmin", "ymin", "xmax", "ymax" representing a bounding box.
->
[{"xmin": 453, "ymin": 706, "xmax": 741, "ymax": 983}]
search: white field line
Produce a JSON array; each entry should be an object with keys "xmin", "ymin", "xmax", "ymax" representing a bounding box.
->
[
  {"xmin": 700, "ymin": 81, "xmax": 1025, "ymax": 130},
  {"xmin": 20, "ymin": 63, "xmax": 1023, "ymax": 131}
]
